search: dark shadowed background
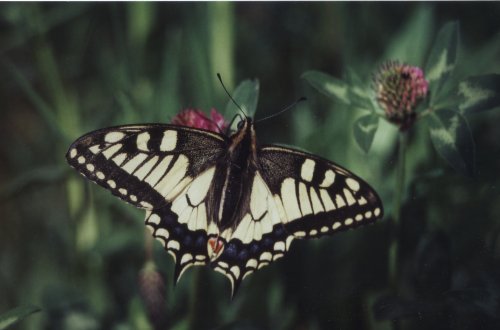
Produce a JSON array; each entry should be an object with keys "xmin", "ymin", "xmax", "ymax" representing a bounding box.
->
[{"xmin": 1, "ymin": 2, "xmax": 500, "ymax": 330}]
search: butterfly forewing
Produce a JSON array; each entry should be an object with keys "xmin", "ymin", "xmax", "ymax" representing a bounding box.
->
[
  {"xmin": 66, "ymin": 124, "xmax": 227, "ymax": 210},
  {"xmin": 258, "ymin": 146, "xmax": 383, "ymax": 238}
]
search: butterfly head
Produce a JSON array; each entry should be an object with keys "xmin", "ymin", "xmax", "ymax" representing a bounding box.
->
[
  {"xmin": 236, "ymin": 115, "xmax": 253, "ymax": 131},
  {"xmin": 228, "ymin": 115, "xmax": 258, "ymax": 157}
]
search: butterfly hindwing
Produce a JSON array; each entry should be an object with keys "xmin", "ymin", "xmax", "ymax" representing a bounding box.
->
[
  {"xmin": 212, "ymin": 171, "xmax": 293, "ymax": 295},
  {"xmin": 66, "ymin": 124, "xmax": 227, "ymax": 210},
  {"xmin": 145, "ymin": 172, "xmax": 214, "ymax": 285}
]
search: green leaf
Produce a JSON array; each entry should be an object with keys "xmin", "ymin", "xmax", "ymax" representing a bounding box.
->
[
  {"xmin": 458, "ymin": 74, "xmax": 500, "ymax": 114},
  {"xmin": 353, "ymin": 113, "xmax": 380, "ymax": 153},
  {"xmin": 225, "ymin": 79, "xmax": 259, "ymax": 118},
  {"xmin": 0, "ymin": 305, "xmax": 41, "ymax": 330},
  {"xmin": 302, "ymin": 71, "xmax": 350, "ymax": 105},
  {"xmin": 345, "ymin": 69, "xmax": 375, "ymax": 112},
  {"xmin": 425, "ymin": 21, "xmax": 459, "ymax": 101},
  {"xmin": 427, "ymin": 109, "xmax": 475, "ymax": 176}
]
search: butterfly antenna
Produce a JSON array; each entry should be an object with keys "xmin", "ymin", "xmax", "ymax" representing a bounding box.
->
[
  {"xmin": 254, "ymin": 97, "xmax": 307, "ymax": 123},
  {"xmin": 217, "ymin": 73, "xmax": 248, "ymax": 118}
]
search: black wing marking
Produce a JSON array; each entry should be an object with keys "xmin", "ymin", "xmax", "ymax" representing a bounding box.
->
[
  {"xmin": 258, "ymin": 145, "xmax": 384, "ymax": 238},
  {"xmin": 66, "ymin": 124, "xmax": 227, "ymax": 210},
  {"xmin": 145, "ymin": 208, "xmax": 210, "ymax": 283},
  {"xmin": 213, "ymin": 222, "xmax": 290, "ymax": 298}
]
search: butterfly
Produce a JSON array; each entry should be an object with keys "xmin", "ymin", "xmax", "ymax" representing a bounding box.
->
[{"xmin": 66, "ymin": 110, "xmax": 383, "ymax": 297}]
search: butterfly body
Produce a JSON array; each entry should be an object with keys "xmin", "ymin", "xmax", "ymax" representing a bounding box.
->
[
  {"xmin": 210, "ymin": 118, "xmax": 257, "ymax": 232},
  {"xmin": 67, "ymin": 114, "xmax": 383, "ymax": 296}
]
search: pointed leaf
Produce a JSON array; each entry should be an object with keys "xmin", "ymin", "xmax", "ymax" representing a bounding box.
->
[
  {"xmin": 458, "ymin": 74, "xmax": 500, "ymax": 114},
  {"xmin": 0, "ymin": 305, "xmax": 40, "ymax": 330},
  {"xmin": 302, "ymin": 71, "xmax": 350, "ymax": 105},
  {"xmin": 225, "ymin": 79, "xmax": 259, "ymax": 118},
  {"xmin": 425, "ymin": 22, "xmax": 459, "ymax": 101},
  {"xmin": 348, "ymin": 87, "xmax": 374, "ymax": 112},
  {"xmin": 346, "ymin": 69, "xmax": 375, "ymax": 112},
  {"xmin": 353, "ymin": 113, "xmax": 380, "ymax": 153},
  {"xmin": 427, "ymin": 109, "xmax": 475, "ymax": 176}
]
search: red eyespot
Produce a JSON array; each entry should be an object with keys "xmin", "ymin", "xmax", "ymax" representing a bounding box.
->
[{"xmin": 207, "ymin": 237, "xmax": 225, "ymax": 261}]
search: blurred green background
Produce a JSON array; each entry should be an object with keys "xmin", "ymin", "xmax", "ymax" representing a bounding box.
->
[{"xmin": 1, "ymin": 2, "xmax": 500, "ymax": 330}]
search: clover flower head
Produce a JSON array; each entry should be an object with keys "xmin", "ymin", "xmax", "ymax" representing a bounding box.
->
[
  {"xmin": 374, "ymin": 61, "xmax": 429, "ymax": 130},
  {"xmin": 171, "ymin": 108, "xmax": 228, "ymax": 133}
]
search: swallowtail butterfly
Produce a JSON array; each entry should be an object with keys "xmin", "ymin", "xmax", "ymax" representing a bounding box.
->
[{"xmin": 66, "ymin": 112, "xmax": 383, "ymax": 296}]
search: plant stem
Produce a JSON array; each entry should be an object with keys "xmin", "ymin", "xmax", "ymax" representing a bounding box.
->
[
  {"xmin": 388, "ymin": 132, "xmax": 407, "ymax": 330},
  {"xmin": 394, "ymin": 132, "xmax": 407, "ymax": 226},
  {"xmin": 389, "ymin": 133, "xmax": 407, "ymax": 283}
]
